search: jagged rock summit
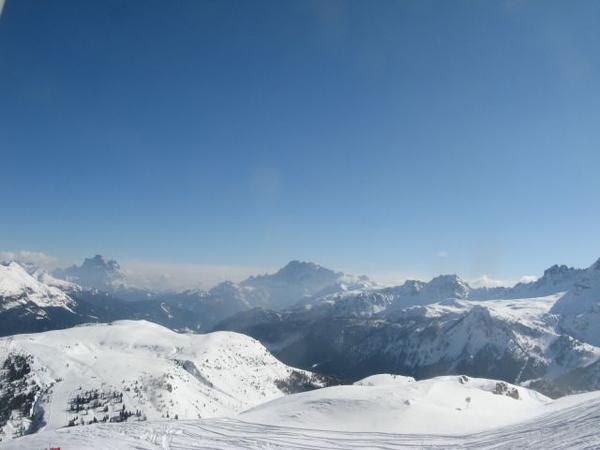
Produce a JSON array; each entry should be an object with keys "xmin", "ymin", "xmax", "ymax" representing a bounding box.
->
[
  {"xmin": 551, "ymin": 257, "xmax": 600, "ymax": 315},
  {"xmin": 53, "ymin": 254, "xmax": 126, "ymax": 292},
  {"xmin": 510, "ymin": 263, "xmax": 585, "ymax": 299}
]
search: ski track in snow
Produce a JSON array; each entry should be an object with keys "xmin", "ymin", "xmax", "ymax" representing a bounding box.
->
[{"xmin": 3, "ymin": 395, "xmax": 600, "ymax": 449}]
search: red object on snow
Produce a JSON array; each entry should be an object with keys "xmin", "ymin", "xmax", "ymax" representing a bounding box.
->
[{"xmin": 49, "ymin": 447, "xmax": 61, "ymax": 450}]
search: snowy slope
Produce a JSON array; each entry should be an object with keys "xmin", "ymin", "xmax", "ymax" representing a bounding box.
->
[
  {"xmin": 400, "ymin": 295, "xmax": 600, "ymax": 376},
  {"xmin": 0, "ymin": 321, "xmax": 319, "ymax": 441},
  {"xmin": 241, "ymin": 374, "xmax": 549, "ymax": 434},
  {"xmin": 3, "ymin": 375, "xmax": 600, "ymax": 449},
  {"xmin": 380, "ymin": 294, "xmax": 600, "ymax": 384},
  {"xmin": 0, "ymin": 262, "xmax": 74, "ymax": 311}
]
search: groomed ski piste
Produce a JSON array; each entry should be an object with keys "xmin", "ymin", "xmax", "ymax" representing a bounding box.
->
[{"xmin": 3, "ymin": 373, "xmax": 600, "ymax": 449}]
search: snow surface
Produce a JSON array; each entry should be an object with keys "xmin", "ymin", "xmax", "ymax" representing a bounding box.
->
[
  {"xmin": 0, "ymin": 262, "xmax": 74, "ymax": 311},
  {"xmin": 3, "ymin": 374, "xmax": 600, "ymax": 449},
  {"xmin": 240, "ymin": 374, "xmax": 550, "ymax": 435},
  {"xmin": 33, "ymin": 270, "xmax": 80, "ymax": 293},
  {"xmin": 0, "ymin": 320, "xmax": 306, "ymax": 440}
]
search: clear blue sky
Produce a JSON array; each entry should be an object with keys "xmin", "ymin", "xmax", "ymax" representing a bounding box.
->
[{"xmin": 1, "ymin": 0, "xmax": 599, "ymax": 285}]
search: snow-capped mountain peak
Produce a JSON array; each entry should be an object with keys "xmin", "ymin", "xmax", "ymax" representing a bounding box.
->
[
  {"xmin": 239, "ymin": 261, "xmax": 371, "ymax": 310},
  {"xmin": 423, "ymin": 274, "xmax": 470, "ymax": 300},
  {"xmin": 0, "ymin": 261, "xmax": 74, "ymax": 311},
  {"xmin": 384, "ymin": 274, "xmax": 470, "ymax": 311},
  {"xmin": 275, "ymin": 260, "xmax": 339, "ymax": 282}
]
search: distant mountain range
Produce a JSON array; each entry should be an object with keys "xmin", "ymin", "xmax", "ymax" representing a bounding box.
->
[
  {"xmin": 212, "ymin": 257, "xmax": 600, "ymax": 397},
  {"xmin": 2, "ymin": 255, "xmax": 600, "ymax": 397}
]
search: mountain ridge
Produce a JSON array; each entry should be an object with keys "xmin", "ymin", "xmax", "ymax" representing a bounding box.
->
[
  {"xmin": 38, "ymin": 254, "xmax": 591, "ymax": 309},
  {"xmin": 3, "ymin": 256, "xmax": 600, "ymax": 398},
  {"xmin": 0, "ymin": 320, "xmax": 331, "ymax": 441}
]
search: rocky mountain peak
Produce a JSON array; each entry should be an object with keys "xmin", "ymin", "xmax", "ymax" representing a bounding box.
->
[
  {"xmin": 423, "ymin": 274, "xmax": 470, "ymax": 300},
  {"xmin": 53, "ymin": 254, "xmax": 126, "ymax": 292},
  {"xmin": 84, "ymin": 254, "xmax": 121, "ymax": 270},
  {"xmin": 550, "ymin": 258, "xmax": 600, "ymax": 315},
  {"xmin": 275, "ymin": 260, "xmax": 339, "ymax": 283},
  {"xmin": 542, "ymin": 264, "xmax": 581, "ymax": 283},
  {"xmin": 0, "ymin": 261, "xmax": 73, "ymax": 311},
  {"xmin": 238, "ymin": 261, "xmax": 346, "ymax": 310}
]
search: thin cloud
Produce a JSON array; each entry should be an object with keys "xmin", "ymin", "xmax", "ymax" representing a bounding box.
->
[
  {"xmin": 469, "ymin": 274, "xmax": 539, "ymax": 288},
  {"xmin": 518, "ymin": 275, "xmax": 538, "ymax": 284},
  {"xmin": 0, "ymin": 250, "xmax": 63, "ymax": 271},
  {"xmin": 469, "ymin": 275, "xmax": 510, "ymax": 288},
  {"xmin": 435, "ymin": 250, "xmax": 450, "ymax": 258},
  {"xmin": 363, "ymin": 270, "xmax": 430, "ymax": 287}
]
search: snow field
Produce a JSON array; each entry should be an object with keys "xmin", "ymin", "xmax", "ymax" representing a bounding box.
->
[
  {"xmin": 0, "ymin": 320, "xmax": 302, "ymax": 439},
  {"xmin": 2, "ymin": 378, "xmax": 600, "ymax": 449}
]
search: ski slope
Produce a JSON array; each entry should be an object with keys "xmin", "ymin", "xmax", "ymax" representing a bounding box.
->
[{"xmin": 3, "ymin": 374, "xmax": 600, "ymax": 449}]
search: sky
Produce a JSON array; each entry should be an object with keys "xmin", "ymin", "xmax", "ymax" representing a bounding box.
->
[{"xmin": 1, "ymin": 0, "xmax": 599, "ymax": 289}]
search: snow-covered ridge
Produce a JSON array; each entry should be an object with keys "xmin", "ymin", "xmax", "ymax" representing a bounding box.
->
[
  {"xmin": 0, "ymin": 320, "xmax": 319, "ymax": 441},
  {"xmin": 0, "ymin": 261, "xmax": 74, "ymax": 311},
  {"xmin": 291, "ymin": 258, "xmax": 587, "ymax": 314},
  {"xmin": 40, "ymin": 254, "xmax": 593, "ymax": 314}
]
